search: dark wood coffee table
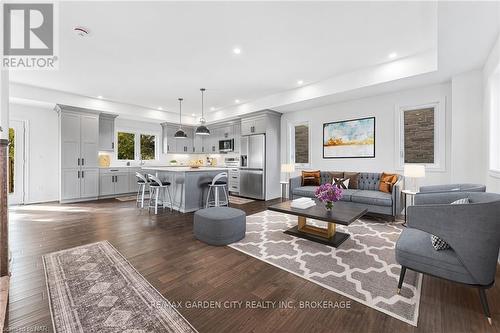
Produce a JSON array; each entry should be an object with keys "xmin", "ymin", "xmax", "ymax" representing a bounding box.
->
[{"xmin": 268, "ymin": 200, "xmax": 367, "ymax": 247}]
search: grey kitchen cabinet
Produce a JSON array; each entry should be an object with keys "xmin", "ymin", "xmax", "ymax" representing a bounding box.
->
[
  {"xmin": 114, "ymin": 173, "xmax": 130, "ymax": 194},
  {"xmin": 98, "ymin": 113, "xmax": 117, "ymax": 151},
  {"xmin": 161, "ymin": 123, "xmax": 177, "ymax": 153},
  {"xmin": 233, "ymin": 123, "xmax": 241, "ymax": 152},
  {"xmin": 99, "ymin": 169, "xmax": 130, "ymax": 196},
  {"xmin": 57, "ymin": 105, "xmax": 100, "ymax": 202},
  {"xmin": 80, "ymin": 114, "xmax": 99, "ymax": 168},
  {"xmin": 129, "ymin": 171, "xmax": 140, "ymax": 193},
  {"xmin": 61, "ymin": 169, "xmax": 80, "ymax": 200},
  {"xmin": 161, "ymin": 119, "xmax": 241, "ymax": 154},
  {"xmin": 241, "ymin": 116, "xmax": 267, "ymax": 135},
  {"xmin": 241, "ymin": 119, "xmax": 253, "ymax": 136},
  {"xmin": 99, "ymin": 168, "xmax": 141, "ymax": 197},
  {"xmin": 193, "ymin": 134, "xmax": 204, "ymax": 153},
  {"xmin": 99, "ymin": 174, "xmax": 115, "ymax": 196},
  {"xmin": 80, "ymin": 169, "xmax": 99, "ymax": 198}
]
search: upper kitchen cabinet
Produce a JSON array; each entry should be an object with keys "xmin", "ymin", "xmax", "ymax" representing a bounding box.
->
[
  {"xmin": 241, "ymin": 115, "xmax": 268, "ymax": 135},
  {"xmin": 99, "ymin": 113, "xmax": 118, "ymax": 151},
  {"xmin": 161, "ymin": 123, "xmax": 179, "ymax": 153}
]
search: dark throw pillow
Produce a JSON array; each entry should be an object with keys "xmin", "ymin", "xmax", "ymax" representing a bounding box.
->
[
  {"xmin": 343, "ymin": 172, "xmax": 360, "ymax": 189},
  {"xmin": 302, "ymin": 170, "xmax": 321, "ymax": 186}
]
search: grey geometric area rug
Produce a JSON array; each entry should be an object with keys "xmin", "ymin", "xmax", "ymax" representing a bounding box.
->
[
  {"xmin": 229, "ymin": 210, "xmax": 422, "ymax": 326},
  {"xmin": 43, "ymin": 241, "xmax": 197, "ymax": 333}
]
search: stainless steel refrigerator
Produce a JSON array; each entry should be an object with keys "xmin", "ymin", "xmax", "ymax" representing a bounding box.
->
[{"xmin": 239, "ymin": 134, "xmax": 265, "ymax": 200}]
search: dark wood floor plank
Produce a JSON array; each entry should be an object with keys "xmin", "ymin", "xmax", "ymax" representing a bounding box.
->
[{"xmin": 6, "ymin": 198, "xmax": 500, "ymax": 332}]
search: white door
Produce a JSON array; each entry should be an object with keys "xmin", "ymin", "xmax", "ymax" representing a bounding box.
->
[
  {"xmin": 81, "ymin": 169, "xmax": 99, "ymax": 198},
  {"xmin": 8, "ymin": 120, "xmax": 25, "ymax": 205}
]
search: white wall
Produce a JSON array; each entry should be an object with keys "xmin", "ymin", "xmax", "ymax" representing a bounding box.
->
[
  {"xmin": 280, "ymin": 83, "xmax": 453, "ymax": 186},
  {"xmin": 450, "ymin": 70, "xmax": 485, "ymax": 184},
  {"xmin": 484, "ymin": 34, "xmax": 500, "ymax": 193},
  {"xmin": 9, "ymin": 103, "xmax": 59, "ymax": 203}
]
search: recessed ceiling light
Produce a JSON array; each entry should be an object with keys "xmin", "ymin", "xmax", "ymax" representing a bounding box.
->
[
  {"xmin": 157, "ymin": 107, "xmax": 163, "ymax": 110},
  {"xmin": 191, "ymin": 113, "xmax": 196, "ymax": 117},
  {"xmin": 210, "ymin": 107, "xmax": 216, "ymax": 111},
  {"xmin": 297, "ymin": 80, "xmax": 304, "ymax": 85},
  {"xmin": 97, "ymin": 95, "xmax": 103, "ymax": 99},
  {"xmin": 388, "ymin": 52, "xmax": 398, "ymax": 59},
  {"xmin": 233, "ymin": 48, "xmax": 241, "ymax": 55},
  {"xmin": 235, "ymin": 99, "xmax": 240, "ymax": 104}
]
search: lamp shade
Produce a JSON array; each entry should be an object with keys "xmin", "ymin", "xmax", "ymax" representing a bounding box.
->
[
  {"xmin": 281, "ymin": 163, "xmax": 295, "ymax": 173},
  {"xmin": 404, "ymin": 164, "xmax": 426, "ymax": 178}
]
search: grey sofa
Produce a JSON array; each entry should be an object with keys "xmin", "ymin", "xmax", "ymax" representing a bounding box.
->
[
  {"xmin": 289, "ymin": 172, "xmax": 403, "ymax": 220},
  {"xmin": 419, "ymin": 183, "xmax": 486, "ymax": 194},
  {"xmin": 396, "ymin": 192, "xmax": 500, "ymax": 324}
]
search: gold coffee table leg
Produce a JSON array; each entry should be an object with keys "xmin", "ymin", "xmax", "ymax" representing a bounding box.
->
[{"xmin": 297, "ymin": 216, "xmax": 336, "ymax": 239}]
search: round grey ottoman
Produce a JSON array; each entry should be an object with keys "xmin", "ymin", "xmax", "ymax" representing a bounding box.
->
[{"xmin": 194, "ymin": 207, "xmax": 246, "ymax": 246}]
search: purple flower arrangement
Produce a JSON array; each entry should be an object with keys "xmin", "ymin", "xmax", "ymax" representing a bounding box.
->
[{"xmin": 314, "ymin": 183, "xmax": 343, "ymax": 210}]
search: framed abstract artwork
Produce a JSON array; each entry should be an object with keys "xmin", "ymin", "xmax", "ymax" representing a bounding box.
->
[{"xmin": 323, "ymin": 117, "xmax": 375, "ymax": 158}]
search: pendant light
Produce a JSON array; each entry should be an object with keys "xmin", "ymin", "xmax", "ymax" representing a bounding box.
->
[
  {"xmin": 174, "ymin": 98, "xmax": 187, "ymax": 138},
  {"xmin": 195, "ymin": 88, "xmax": 210, "ymax": 136}
]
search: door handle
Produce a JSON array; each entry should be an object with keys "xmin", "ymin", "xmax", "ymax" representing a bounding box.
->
[
  {"xmin": 82, "ymin": 158, "xmax": 84, "ymax": 166},
  {"xmin": 78, "ymin": 171, "xmax": 80, "ymax": 178},
  {"xmin": 112, "ymin": 142, "xmax": 114, "ymax": 149},
  {"xmin": 81, "ymin": 171, "xmax": 84, "ymax": 178},
  {"xmin": 77, "ymin": 158, "xmax": 80, "ymax": 166}
]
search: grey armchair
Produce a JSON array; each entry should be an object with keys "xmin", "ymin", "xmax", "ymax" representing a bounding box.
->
[
  {"xmin": 419, "ymin": 183, "xmax": 486, "ymax": 194},
  {"xmin": 395, "ymin": 192, "xmax": 500, "ymax": 324}
]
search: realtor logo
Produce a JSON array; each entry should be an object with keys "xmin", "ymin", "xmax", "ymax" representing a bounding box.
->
[{"xmin": 2, "ymin": 2, "xmax": 58, "ymax": 69}]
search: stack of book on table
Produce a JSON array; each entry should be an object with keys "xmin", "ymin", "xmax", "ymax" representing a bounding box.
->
[{"xmin": 291, "ymin": 197, "xmax": 316, "ymax": 209}]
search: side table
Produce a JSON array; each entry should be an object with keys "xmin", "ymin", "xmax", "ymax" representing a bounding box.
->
[{"xmin": 402, "ymin": 190, "xmax": 418, "ymax": 226}]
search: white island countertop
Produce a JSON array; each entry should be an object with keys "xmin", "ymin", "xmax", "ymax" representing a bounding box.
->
[{"xmin": 141, "ymin": 166, "xmax": 229, "ymax": 172}]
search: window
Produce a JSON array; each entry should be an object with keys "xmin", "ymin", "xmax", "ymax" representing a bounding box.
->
[
  {"xmin": 140, "ymin": 134, "xmax": 156, "ymax": 160},
  {"xmin": 489, "ymin": 72, "xmax": 500, "ymax": 174},
  {"xmin": 289, "ymin": 122, "xmax": 310, "ymax": 167},
  {"xmin": 395, "ymin": 101, "xmax": 445, "ymax": 171},
  {"xmin": 404, "ymin": 108, "xmax": 434, "ymax": 163},
  {"xmin": 117, "ymin": 132, "xmax": 135, "ymax": 160}
]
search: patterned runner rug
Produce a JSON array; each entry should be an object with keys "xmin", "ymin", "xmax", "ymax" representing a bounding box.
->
[
  {"xmin": 229, "ymin": 210, "xmax": 422, "ymax": 326},
  {"xmin": 43, "ymin": 241, "xmax": 197, "ymax": 333}
]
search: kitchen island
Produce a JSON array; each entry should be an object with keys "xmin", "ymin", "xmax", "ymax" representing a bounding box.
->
[{"xmin": 141, "ymin": 166, "xmax": 229, "ymax": 213}]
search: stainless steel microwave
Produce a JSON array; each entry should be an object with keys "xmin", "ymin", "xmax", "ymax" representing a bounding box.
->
[{"xmin": 219, "ymin": 138, "xmax": 234, "ymax": 152}]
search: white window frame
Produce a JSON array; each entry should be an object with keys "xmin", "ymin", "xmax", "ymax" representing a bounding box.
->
[
  {"xmin": 488, "ymin": 70, "xmax": 500, "ymax": 178},
  {"xmin": 288, "ymin": 121, "xmax": 311, "ymax": 169},
  {"xmin": 139, "ymin": 133, "xmax": 158, "ymax": 161},
  {"xmin": 116, "ymin": 128, "xmax": 160, "ymax": 162},
  {"xmin": 394, "ymin": 100, "xmax": 446, "ymax": 172}
]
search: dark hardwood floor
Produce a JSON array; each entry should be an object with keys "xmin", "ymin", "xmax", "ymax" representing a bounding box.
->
[{"xmin": 6, "ymin": 198, "xmax": 500, "ymax": 332}]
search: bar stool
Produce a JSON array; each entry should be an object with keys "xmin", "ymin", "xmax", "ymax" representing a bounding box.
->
[
  {"xmin": 147, "ymin": 174, "xmax": 173, "ymax": 214},
  {"xmin": 205, "ymin": 172, "xmax": 229, "ymax": 208},
  {"xmin": 135, "ymin": 172, "xmax": 149, "ymax": 208}
]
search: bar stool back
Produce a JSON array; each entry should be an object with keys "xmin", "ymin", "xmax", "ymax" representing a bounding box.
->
[
  {"xmin": 135, "ymin": 172, "xmax": 149, "ymax": 208},
  {"xmin": 147, "ymin": 174, "xmax": 173, "ymax": 214},
  {"xmin": 206, "ymin": 172, "xmax": 229, "ymax": 208}
]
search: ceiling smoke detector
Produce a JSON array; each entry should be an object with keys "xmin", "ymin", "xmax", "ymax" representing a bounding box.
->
[{"xmin": 73, "ymin": 26, "xmax": 90, "ymax": 37}]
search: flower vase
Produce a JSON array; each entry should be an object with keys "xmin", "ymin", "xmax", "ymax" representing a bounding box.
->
[{"xmin": 325, "ymin": 201, "xmax": 334, "ymax": 211}]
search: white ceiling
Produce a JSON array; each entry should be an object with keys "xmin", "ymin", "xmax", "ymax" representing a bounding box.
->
[{"xmin": 10, "ymin": 1, "xmax": 438, "ymax": 118}]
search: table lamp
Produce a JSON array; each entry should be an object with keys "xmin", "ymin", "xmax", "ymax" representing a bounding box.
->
[
  {"xmin": 281, "ymin": 163, "xmax": 295, "ymax": 182},
  {"xmin": 404, "ymin": 164, "xmax": 426, "ymax": 192}
]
